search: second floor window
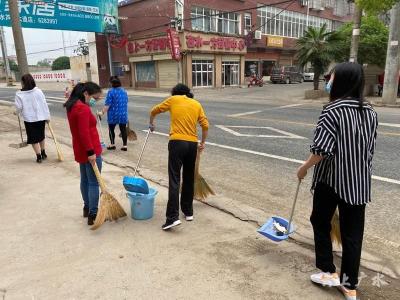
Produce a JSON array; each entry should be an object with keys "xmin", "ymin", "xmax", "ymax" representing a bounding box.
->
[
  {"xmin": 191, "ymin": 6, "xmax": 240, "ymax": 35},
  {"xmin": 244, "ymin": 13, "xmax": 252, "ymax": 33}
]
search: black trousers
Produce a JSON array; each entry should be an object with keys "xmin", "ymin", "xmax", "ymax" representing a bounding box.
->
[
  {"xmin": 108, "ymin": 124, "xmax": 127, "ymax": 146},
  {"xmin": 311, "ymin": 182, "xmax": 366, "ymax": 290},
  {"xmin": 167, "ymin": 140, "xmax": 198, "ymax": 221}
]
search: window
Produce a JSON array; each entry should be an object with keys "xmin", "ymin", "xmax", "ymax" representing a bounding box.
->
[
  {"xmin": 112, "ymin": 62, "xmax": 124, "ymax": 77},
  {"xmin": 244, "ymin": 13, "xmax": 252, "ymax": 33},
  {"xmin": 192, "ymin": 60, "xmax": 213, "ymax": 87},
  {"xmin": 191, "ymin": 6, "xmax": 239, "ymax": 35},
  {"xmin": 257, "ymin": 6, "xmax": 333, "ymax": 39},
  {"xmin": 136, "ymin": 62, "xmax": 156, "ymax": 82}
]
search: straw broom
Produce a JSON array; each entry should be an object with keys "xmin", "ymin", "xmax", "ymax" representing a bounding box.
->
[
  {"xmin": 90, "ymin": 163, "xmax": 127, "ymax": 230},
  {"xmin": 331, "ymin": 209, "xmax": 342, "ymax": 246},
  {"xmin": 194, "ymin": 150, "xmax": 215, "ymax": 201},
  {"xmin": 47, "ymin": 121, "xmax": 64, "ymax": 162},
  {"xmin": 119, "ymin": 122, "xmax": 137, "ymax": 141}
]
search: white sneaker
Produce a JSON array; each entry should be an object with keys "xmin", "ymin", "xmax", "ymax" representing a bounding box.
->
[
  {"xmin": 162, "ymin": 219, "xmax": 181, "ymax": 230},
  {"xmin": 337, "ymin": 285, "xmax": 357, "ymax": 300},
  {"xmin": 310, "ymin": 272, "xmax": 341, "ymax": 287},
  {"xmin": 185, "ymin": 215, "xmax": 194, "ymax": 221}
]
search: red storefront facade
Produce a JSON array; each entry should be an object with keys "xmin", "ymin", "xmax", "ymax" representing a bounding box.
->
[{"xmin": 95, "ymin": 0, "xmax": 353, "ymax": 88}]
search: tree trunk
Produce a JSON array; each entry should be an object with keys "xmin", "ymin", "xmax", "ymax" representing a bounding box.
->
[{"xmin": 314, "ymin": 70, "xmax": 320, "ymax": 90}]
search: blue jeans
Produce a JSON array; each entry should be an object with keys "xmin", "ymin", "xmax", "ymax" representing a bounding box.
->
[{"xmin": 79, "ymin": 156, "xmax": 102, "ymax": 216}]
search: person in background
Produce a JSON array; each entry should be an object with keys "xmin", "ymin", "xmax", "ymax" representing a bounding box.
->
[
  {"xmin": 98, "ymin": 76, "xmax": 129, "ymax": 151},
  {"xmin": 149, "ymin": 84, "xmax": 209, "ymax": 230},
  {"xmin": 15, "ymin": 74, "xmax": 50, "ymax": 163},
  {"xmin": 297, "ymin": 63, "xmax": 378, "ymax": 300},
  {"xmin": 64, "ymin": 82, "xmax": 103, "ymax": 225}
]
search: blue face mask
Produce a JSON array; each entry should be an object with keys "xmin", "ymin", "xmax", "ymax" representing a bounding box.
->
[
  {"xmin": 89, "ymin": 98, "xmax": 97, "ymax": 107},
  {"xmin": 325, "ymin": 81, "xmax": 332, "ymax": 93}
]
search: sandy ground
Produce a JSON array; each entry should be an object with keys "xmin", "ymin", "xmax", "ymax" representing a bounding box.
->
[{"xmin": 1, "ymin": 105, "xmax": 399, "ymax": 300}]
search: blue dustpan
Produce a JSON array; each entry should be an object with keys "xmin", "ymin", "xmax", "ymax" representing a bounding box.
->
[
  {"xmin": 257, "ymin": 216, "xmax": 295, "ymax": 242},
  {"xmin": 123, "ymin": 176, "xmax": 149, "ymax": 194},
  {"xmin": 258, "ymin": 181, "xmax": 301, "ymax": 242},
  {"xmin": 123, "ymin": 129, "xmax": 152, "ymax": 194}
]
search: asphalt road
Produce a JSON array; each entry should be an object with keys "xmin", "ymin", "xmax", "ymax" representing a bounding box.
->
[{"xmin": 1, "ymin": 84, "xmax": 400, "ymax": 264}]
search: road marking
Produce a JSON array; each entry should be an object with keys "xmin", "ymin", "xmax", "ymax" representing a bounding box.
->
[
  {"xmin": 228, "ymin": 110, "xmax": 262, "ymax": 118},
  {"xmin": 216, "ymin": 125, "xmax": 306, "ymax": 139},
  {"xmin": 380, "ymin": 122, "xmax": 400, "ymax": 128},
  {"xmin": 146, "ymin": 130, "xmax": 400, "ymax": 186},
  {"xmin": 273, "ymin": 103, "xmax": 307, "ymax": 109}
]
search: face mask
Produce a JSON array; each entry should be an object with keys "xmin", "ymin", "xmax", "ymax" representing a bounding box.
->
[
  {"xmin": 89, "ymin": 98, "xmax": 97, "ymax": 107},
  {"xmin": 325, "ymin": 81, "xmax": 332, "ymax": 93}
]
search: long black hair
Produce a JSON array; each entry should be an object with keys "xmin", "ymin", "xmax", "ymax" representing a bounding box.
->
[
  {"xmin": 110, "ymin": 76, "xmax": 122, "ymax": 88},
  {"xmin": 64, "ymin": 82, "xmax": 102, "ymax": 112},
  {"xmin": 21, "ymin": 74, "xmax": 36, "ymax": 91},
  {"xmin": 330, "ymin": 62, "xmax": 365, "ymax": 111},
  {"xmin": 171, "ymin": 83, "xmax": 194, "ymax": 98}
]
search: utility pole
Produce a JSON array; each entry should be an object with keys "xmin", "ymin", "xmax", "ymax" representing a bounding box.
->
[
  {"xmin": 107, "ymin": 36, "xmax": 114, "ymax": 76},
  {"xmin": 382, "ymin": 2, "xmax": 400, "ymax": 105},
  {"xmin": 0, "ymin": 26, "xmax": 12, "ymax": 85},
  {"xmin": 9, "ymin": 0, "xmax": 29, "ymax": 75},
  {"xmin": 61, "ymin": 31, "xmax": 67, "ymax": 56},
  {"xmin": 349, "ymin": 3, "xmax": 362, "ymax": 63}
]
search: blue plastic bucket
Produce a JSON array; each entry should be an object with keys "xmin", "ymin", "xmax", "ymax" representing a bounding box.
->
[{"xmin": 126, "ymin": 188, "xmax": 158, "ymax": 220}]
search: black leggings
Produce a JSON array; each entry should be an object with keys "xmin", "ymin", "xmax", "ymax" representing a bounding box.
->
[
  {"xmin": 108, "ymin": 124, "xmax": 127, "ymax": 146},
  {"xmin": 311, "ymin": 182, "xmax": 366, "ymax": 290}
]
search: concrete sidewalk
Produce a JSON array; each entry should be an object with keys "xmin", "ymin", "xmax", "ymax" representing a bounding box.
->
[{"xmin": 0, "ymin": 105, "xmax": 398, "ymax": 299}]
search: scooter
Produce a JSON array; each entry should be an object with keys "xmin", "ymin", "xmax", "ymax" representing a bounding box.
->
[{"xmin": 248, "ymin": 74, "xmax": 264, "ymax": 87}]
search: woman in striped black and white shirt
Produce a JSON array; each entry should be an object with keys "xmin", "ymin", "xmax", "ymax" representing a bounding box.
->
[{"xmin": 297, "ymin": 62, "xmax": 378, "ymax": 300}]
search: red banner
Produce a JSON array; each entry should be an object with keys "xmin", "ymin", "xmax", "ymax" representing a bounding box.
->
[{"xmin": 167, "ymin": 28, "xmax": 181, "ymax": 61}]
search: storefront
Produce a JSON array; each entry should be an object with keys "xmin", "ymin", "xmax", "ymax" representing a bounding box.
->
[{"xmin": 125, "ymin": 32, "xmax": 247, "ymax": 89}]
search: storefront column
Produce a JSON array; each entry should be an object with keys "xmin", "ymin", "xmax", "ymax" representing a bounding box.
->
[
  {"xmin": 215, "ymin": 55, "xmax": 222, "ymax": 88},
  {"xmin": 240, "ymin": 56, "xmax": 245, "ymax": 86},
  {"xmin": 185, "ymin": 54, "xmax": 192, "ymax": 88},
  {"xmin": 130, "ymin": 62, "xmax": 136, "ymax": 88}
]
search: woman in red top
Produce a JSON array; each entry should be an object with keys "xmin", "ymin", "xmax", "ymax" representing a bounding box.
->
[{"xmin": 64, "ymin": 82, "xmax": 103, "ymax": 225}]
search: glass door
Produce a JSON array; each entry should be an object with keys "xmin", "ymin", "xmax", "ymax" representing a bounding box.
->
[{"xmin": 222, "ymin": 61, "xmax": 239, "ymax": 86}]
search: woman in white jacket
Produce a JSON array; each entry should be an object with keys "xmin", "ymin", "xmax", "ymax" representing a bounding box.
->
[{"xmin": 15, "ymin": 74, "xmax": 50, "ymax": 163}]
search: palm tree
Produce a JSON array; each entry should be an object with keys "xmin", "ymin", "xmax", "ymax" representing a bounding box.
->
[{"xmin": 297, "ymin": 24, "xmax": 343, "ymax": 90}]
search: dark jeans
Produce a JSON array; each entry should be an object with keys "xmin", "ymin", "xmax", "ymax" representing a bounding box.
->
[
  {"xmin": 167, "ymin": 140, "xmax": 198, "ymax": 221},
  {"xmin": 79, "ymin": 156, "xmax": 102, "ymax": 216},
  {"xmin": 311, "ymin": 182, "xmax": 366, "ymax": 290},
  {"xmin": 109, "ymin": 123, "xmax": 127, "ymax": 146}
]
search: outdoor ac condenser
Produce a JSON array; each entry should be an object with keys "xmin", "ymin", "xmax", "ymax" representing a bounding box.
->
[{"xmin": 254, "ymin": 31, "xmax": 262, "ymax": 40}]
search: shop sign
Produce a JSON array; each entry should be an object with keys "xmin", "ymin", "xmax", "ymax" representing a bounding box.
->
[
  {"xmin": 167, "ymin": 28, "xmax": 182, "ymax": 61},
  {"xmin": 0, "ymin": 0, "xmax": 119, "ymax": 33},
  {"xmin": 186, "ymin": 35, "xmax": 245, "ymax": 51},
  {"xmin": 266, "ymin": 36, "xmax": 284, "ymax": 48},
  {"xmin": 127, "ymin": 37, "xmax": 171, "ymax": 54},
  {"xmin": 31, "ymin": 70, "xmax": 71, "ymax": 82}
]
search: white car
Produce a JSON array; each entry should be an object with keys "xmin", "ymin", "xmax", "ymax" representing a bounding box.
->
[{"xmin": 303, "ymin": 68, "xmax": 315, "ymax": 82}]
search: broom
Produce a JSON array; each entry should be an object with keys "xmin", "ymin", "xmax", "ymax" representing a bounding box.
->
[
  {"xmin": 194, "ymin": 149, "xmax": 215, "ymax": 201},
  {"xmin": 90, "ymin": 163, "xmax": 127, "ymax": 230},
  {"xmin": 331, "ymin": 209, "xmax": 342, "ymax": 246},
  {"xmin": 119, "ymin": 122, "xmax": 137, "ymax": 141},
  {"xmin": 47, "ymin": 121, "xmax": 64, "ymax": 162}
]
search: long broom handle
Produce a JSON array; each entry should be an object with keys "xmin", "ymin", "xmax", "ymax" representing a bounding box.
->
[
  {"xmin": 133, "ymin": 129, "xmax": 151, "ymax": 177},
  {"xmin": 47, "ymin": 122, "xmax": 64, "ymax": 160},
  {"xmin": 287, "ymin": 180, "xmax": 301, "ymax": 233},
  {"xmin": 91, "ymin": 162, "xmax": 107, "ymax": 193},
  {"xmin": 96, "ymin": 114, "xmax": 105, "ymax": 141},
  {"xmin": 17, "ymin": 115, "xmax": 24, "ymax": 143}
]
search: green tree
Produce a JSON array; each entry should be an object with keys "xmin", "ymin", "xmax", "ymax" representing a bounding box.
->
[
  {"xmin": 357, "ymin": 0, "xmax": 400, "ymax": 14},
  {"xmin": 37, "ymin": 59, "xmax": 51, "ymax": 67},
  {"xmin": 9, "ymin": 60, "xmax": 19, "ymax": 72},
  {"xmin": 336, "ymin": 16, "xmax": 389, "ymax": 67},
  {"xmin": 296, "ymin": 24, "xmax": 343, "ymax": 90},
  {"xmin": 52, "ymin": 56, "xmax": 70, "ymax": 70}
]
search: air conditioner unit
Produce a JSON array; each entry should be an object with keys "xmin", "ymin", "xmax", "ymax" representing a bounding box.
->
[
  {"xmin": 310, "ymin": 0, "xmax": 325, "ymax": 10},
  {"xmin": 122, "ymin": 65, "xmax": 130, "ymax": 72},
  {"xmin": 244, "ymin": 29, "xmax": 249, "ymax": 36},
  {"xmin": 254, "ymin": 30, "xmax": 262, "ymax": 40}
]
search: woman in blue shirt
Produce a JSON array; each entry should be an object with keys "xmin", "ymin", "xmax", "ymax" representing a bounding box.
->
[{"xmin": 99, "ymin": 76, "xmax": 129, "ymax": 151}]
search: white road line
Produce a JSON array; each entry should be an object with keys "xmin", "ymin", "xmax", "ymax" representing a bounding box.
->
[
  {"xmin": 380, "ymin": 122, "xmax": 400, "ymax": 128},
  {"xmin": 215, "ymin": 125, "xmax": 306, "ymax": 139},
  {"xmin": 146, "ymin": 130, "xmax": 400, "ymax": 186},
  {"xmin": 0, "ymin": 99, "xmax": 13, "ymax": 106},
  {"xmin": 272, "ymin": 103, "xmax": 307, "ymax": 109},
  {"xmin": 228, "ymin": 110, "xmax": 262, "ymax": 117},
  {"xmin": 47, "ymin": 96, "xmax": 66, "ymax": 101}
]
